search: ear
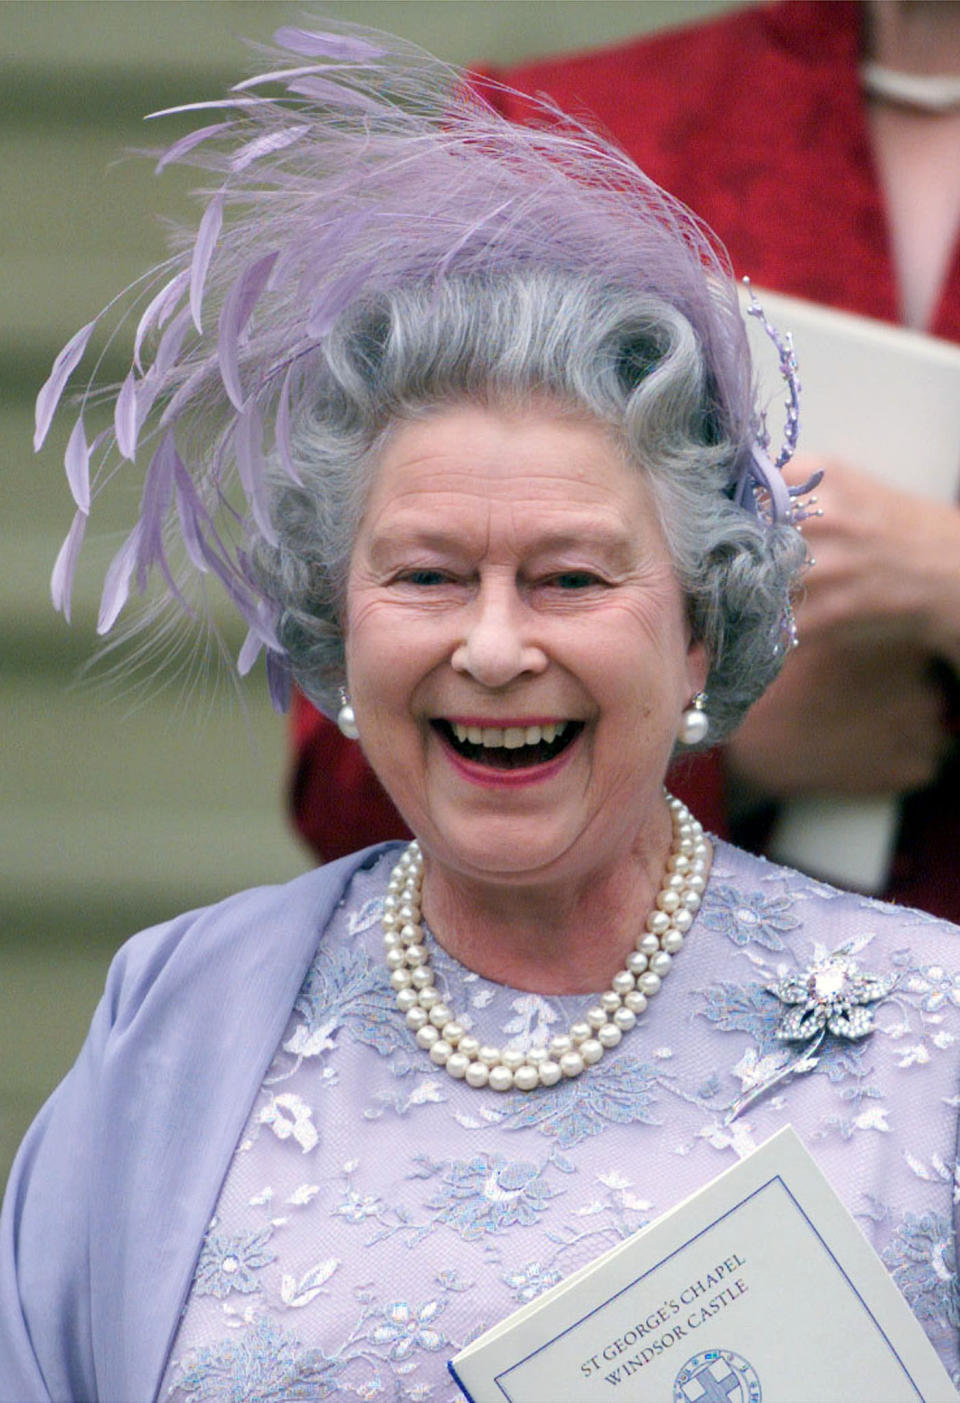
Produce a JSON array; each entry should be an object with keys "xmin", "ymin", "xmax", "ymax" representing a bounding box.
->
[{"xmin": 684, "ymin": 637, "xmax": 710, "ymax": 699}]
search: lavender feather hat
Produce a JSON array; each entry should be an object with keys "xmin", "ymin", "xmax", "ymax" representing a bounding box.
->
[{"xmin": 36, "ymin": 20, "xmax": 805, "ymax": 710}]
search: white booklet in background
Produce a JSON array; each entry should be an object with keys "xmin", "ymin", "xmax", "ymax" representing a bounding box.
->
[
  {"xmin": 739, "ymin": 289, "xmax": 960, "ymax": 896},
  {"xmin": 448, "ymin": 1126, "xmax": 958, "ymax": 1403}
]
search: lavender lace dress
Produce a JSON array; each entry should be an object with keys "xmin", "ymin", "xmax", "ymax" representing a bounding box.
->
[{"xmin": 158, "ymin": 841, "xmax": 960, "ymax": 1400}]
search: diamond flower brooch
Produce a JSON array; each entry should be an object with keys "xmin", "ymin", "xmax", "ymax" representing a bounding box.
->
[
  {"xmin": 770, "ymin": 955, "xmax": 897, "ymax": 1043},
  {"xmin": 724, "ymin": 950, "xmax": 897, "ymax": 1124}
]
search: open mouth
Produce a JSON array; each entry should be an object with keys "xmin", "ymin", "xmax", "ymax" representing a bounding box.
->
[{"xmin": 433, "ymin": 719, "xmax": 583, "ymax": 769}]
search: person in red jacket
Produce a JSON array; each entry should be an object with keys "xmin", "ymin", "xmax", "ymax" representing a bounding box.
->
[{"xmin": 290, "ymin": 0, "xmax": 960, "ymax": 920}]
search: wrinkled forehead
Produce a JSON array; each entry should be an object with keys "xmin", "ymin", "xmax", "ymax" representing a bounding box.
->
[{"xmin": 353, "ymin": 399, "xmax": 667, "ymax": 568}]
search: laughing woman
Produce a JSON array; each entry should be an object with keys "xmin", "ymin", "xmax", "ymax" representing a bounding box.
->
[{"xmin": 3, "ymin": 23, "xmax": 960, "ymax": 1403}]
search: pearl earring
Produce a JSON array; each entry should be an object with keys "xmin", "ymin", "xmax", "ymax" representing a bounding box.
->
[
  {"xmin": 678, "ymin": 691, "xmax": 709, "ymax": 746},
  {"xmin": 336, "ymin": 688, "xmax": 360, "ymax": 740}
]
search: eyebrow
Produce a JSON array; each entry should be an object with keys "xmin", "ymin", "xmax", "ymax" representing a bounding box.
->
[{"xmin": 366, "ymin": 525, "xmax": 638, "ymax": 570}]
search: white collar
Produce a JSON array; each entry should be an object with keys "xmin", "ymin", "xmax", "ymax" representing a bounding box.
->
[{"xmin": 862, "ymin": 60, "xmax": 960, "ymax": 114}]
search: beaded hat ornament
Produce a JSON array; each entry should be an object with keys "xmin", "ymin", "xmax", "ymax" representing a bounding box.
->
[{"xmin": 36, "ymin": 21, "xmax": 812, "ymax": 709}]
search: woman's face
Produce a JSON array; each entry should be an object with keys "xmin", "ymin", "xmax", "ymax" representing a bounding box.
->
[{"xmin": 345, "ymin": 401, "xmax": 707, "ymax": 889}]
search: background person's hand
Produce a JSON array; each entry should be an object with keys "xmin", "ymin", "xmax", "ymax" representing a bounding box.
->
[
  {"xmin": 784, "ymin": 456, "xmax": 960, "ymax": 666},
  {"xmin": 726, "ymin": 457, "xmax": 959, "ymax": 798}
]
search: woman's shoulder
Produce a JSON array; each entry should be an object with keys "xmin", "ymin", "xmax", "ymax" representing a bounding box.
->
[{"xmin": 0, "ymin": 843, "xmax": 404, "ymax": 1401}]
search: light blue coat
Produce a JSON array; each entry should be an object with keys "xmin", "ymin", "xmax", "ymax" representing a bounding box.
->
[{"xmin": 0, "ymin": 847, "xmax": 391, "ymax": 1403}]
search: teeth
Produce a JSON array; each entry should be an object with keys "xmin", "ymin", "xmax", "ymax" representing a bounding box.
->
[{"xmin": 450, "ymin": 721, "xmax": 569, "ymax": 748}]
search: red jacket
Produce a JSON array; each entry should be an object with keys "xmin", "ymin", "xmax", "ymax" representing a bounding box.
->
[{"xmin": 289, "ymin": 1, "xmax": 960, "ymax": 918}]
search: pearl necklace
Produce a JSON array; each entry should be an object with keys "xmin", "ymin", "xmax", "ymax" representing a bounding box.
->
[{"xmin": 382, "ymin": 794, "xmax": 709, "ymax": 1092}]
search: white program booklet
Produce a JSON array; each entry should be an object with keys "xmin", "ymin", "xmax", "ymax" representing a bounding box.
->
[
  {"xmin": 448, "ymin": 1126, "xmax": 958, "ymax": 1403},
  {"xmin": 739, "ymin": 288, "xmax": 960, "ymax": 895}
]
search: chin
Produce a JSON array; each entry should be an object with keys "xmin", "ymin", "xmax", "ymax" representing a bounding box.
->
[{"xmin": 419, "ymin": 808, "xmax": 596, "ymax": 884}]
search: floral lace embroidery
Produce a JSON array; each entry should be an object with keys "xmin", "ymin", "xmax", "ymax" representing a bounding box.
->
[
  {"xmin": 883, "ymin": 1212, "xmax": 960, "ymax": 1331},
  {"xmin": 699, "ymin": 883, "xmax": 800, "ymax": 950},
  {"xmin": 497, "ymin": 1057, "xmax": 665, "ymax": 1147},
  {"xmin": 414, "ymin": 1152, "xmax": 564, "ymax": 1239},
  {"xmin": 194, "ymin": 1227, "xmax": 277, "ymax": 1298}
]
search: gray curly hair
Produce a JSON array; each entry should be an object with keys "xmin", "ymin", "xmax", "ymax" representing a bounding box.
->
[{"xmin": 253, "ymin": 268, "xmax": 806, "ymax": 743}]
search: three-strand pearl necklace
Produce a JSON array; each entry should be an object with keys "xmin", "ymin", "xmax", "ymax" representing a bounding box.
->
[{"xmin": 382, "ymin": 794, "xmax": 709, "ymax": 1092}]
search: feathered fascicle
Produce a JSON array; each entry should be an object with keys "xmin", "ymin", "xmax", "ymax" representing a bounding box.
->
[
  {"xmin": 37, "ymin": 19, "xmax": 801, "ymax": 705},
  {"xmin": 189, "ymin": 194, "xmax": 224, "ymax": 332},
  {"xmin": 154, "ymin": 122, "xmax": 234, "ymax": 174},
  {"xmin": 133, "ymin": 269, "xmax": 191, "ymax": 370},
  {"xmin": 35, "ymin": 319, "xmax": 97, "ymax": 451},
  {"xmin": 50, "ymin": 508, "xmax": 87, "ymax": 622},
  {"xmin": 64, "ymin": 417, "xmax": 92, "ymax": 513}
]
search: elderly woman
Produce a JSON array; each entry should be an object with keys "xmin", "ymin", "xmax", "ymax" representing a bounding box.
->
[{"xmin": 2, "ymin": 22, "xmax": 959, "ymax": 1403}]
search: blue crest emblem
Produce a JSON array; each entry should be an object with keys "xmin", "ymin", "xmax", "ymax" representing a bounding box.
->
[{"xmin": 674, "ymin": 1348, "xmax": 762, "ymax": 1403}]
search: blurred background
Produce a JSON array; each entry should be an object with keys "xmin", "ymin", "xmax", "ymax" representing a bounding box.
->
[{"xmin": 1, "ymin": 0, "xmax": 741, "ymax": 1183}]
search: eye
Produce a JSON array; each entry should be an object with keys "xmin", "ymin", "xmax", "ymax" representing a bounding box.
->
[
  {"xmin": 546, "ymin": 571, "xmax": 606, "ymax": 590},
  {"xmin": 397, "ymin": 568, "xmax": 453, "ymax": 587}
]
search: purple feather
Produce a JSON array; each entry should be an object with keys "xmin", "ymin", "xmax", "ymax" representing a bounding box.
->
[
  {"xmin": 155, "ymin": 121, "xmax": 233, "ymax": 173},
  {"xmin": 173, "ymin": 457, "xmax": 211, "ymax": 573},
  {"xmin": 237, "ymin": 624, "xmax": 263, "ymax": 675},
  {"xmin": 158, "ymin": 363, "xmax": 210, "ymax": 429},
  {"xmin": 115, "ymin": 371, "xmax": 139, "ymax": 460},
  {"xmin": 437, "ymin": 198, "xmax": 515, "ymax": 278},
  {"xmin": 307, "ymin": 262, "xmax": 377, "ymax": 338},
  {"xmin": 133, "ymin": 270, "xmax": 190, "ymax": 371},
  {"xmin": 234, "ymin": 399, "xmax": 278, "ymax": 545},
  {"xmin": 50, "ymin": 508, "xmax": 88, "ymax": 622},
  {"xmin": 272, "ymin": 27, "xmax": 386, "ymax": 61},
  {"xmin": 217, "ymin": 251, "xmax": 278, "ymax": 409},
  {"xmin": 197, "ymin": 533, "xmax": 248, "ymax": 607},
  {"xmin": 131, "ymin": 366, "xmax": 164, "ymax": 434},
  {"xmin": 274, "ymin": 365, "xmax": 303, "ymax": 484},
  {"xmin": 231, "ymin": 124, "xmax": 307, "ymax": 174},
  {"xmin": 135, "ymin": 432, "xmax": 177, "ymax": 587},
  {"xmin": 97, "ymin": 524, "xmax": 143, "ymax": 634},
  {"xmin": 145, "ymin": 97, "xmax": 268, "ymax": 120},
  {"xmin": 286, "ymin": 76, "xmax": 385, "ymax": 111},
  {"xmin": 34, "ymin": 319, "xmax": 96, "ymax": 451},
  {"xmin": 232, "ymin": 63, "xmax": 343, "ymax": 92},
  {"xmin": 291, "ymin": 210, "xmax": 371, "ymax": 296},
  {"xmin": 195, "ymin": 532, "xmax": 277, "ymax": 645},
  {"xmin": 64, "ymin": 417, "xmax": 91, "ymax": 512},
  {"xmin": 266, "ymin": 649, "xmax": 292, "ymax": 713},
  {"xmin": 248, "ymin": 596, "xmax": 283, "ymax": 653},
  {"xmin": 190, "ymin": 192, "xmax": 224, "ymax": 333},
  {"xmin": 153, "ymin": 305, "xmax": 193, "ymax": 380}
]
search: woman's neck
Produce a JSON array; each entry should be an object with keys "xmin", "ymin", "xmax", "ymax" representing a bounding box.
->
[
  {"xmin": 417, "ymin": 805, "xmax": 698, "ymax": 996},
  {"xmin": 865, "ymin": 3, "xmax": 960, "ymax": 329}
]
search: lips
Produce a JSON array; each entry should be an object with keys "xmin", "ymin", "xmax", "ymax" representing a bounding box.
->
[{"xmin": 433, "ymin": 718, "xmax": 582, "ymax": 769}]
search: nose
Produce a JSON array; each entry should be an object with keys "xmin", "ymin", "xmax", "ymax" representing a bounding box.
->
[{"xmin": 450, "ymin": 577, "xmax": 548, "ymax": 687}]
